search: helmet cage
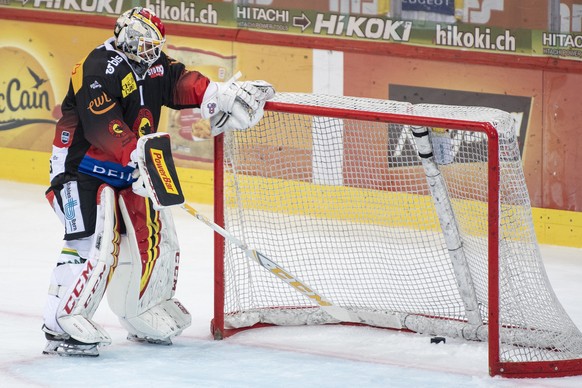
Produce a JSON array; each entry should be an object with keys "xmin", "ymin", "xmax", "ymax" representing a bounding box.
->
[
  {"xmin": 133, "ymin": 34, "xmax": 165, "ymax": 67},
  {"xmin": 115, "ymin": 8, "xmax": 166, "ymax": 68}
]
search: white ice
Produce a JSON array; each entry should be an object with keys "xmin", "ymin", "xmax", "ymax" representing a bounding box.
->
[{"xmin": 1, "ymin": 179, "xmax": 582, "ymax": 388}]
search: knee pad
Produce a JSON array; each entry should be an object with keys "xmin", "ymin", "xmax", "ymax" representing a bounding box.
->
[
  {"xmin": 107, "ymin": 189, "xmax": 191, "ymax": 341},
  {"xmin": 45, "ymin": 184, "xmax": 120, "ymax": 345}
]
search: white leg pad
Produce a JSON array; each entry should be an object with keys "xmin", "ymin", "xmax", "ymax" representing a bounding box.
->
[
  {"xmin": 58, "ymin": 314, "xmax": 112, "ymax": 345},
  {"xmin": 44, "ymin": 253, "xmax": 87, "ymax": 334},
  {"xmin": 108, "ymin": 191, "xmax": 191, "ymax": 341},
  {"xmin": 118, "ymin": 298, "xmax": 191, "ymax": 341},
  {"xmin": 51, "ymin": 185, "xmax": 119, "ymax": 345}
]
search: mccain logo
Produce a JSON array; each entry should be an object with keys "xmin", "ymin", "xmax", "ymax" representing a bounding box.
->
[{"xmin": 0, "ymin": 47, "xmax": 57, "ymax": 131}]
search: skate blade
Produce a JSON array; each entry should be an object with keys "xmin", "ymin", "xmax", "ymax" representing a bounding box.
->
[{"xmin": 43, "ymin": 340, "xmax": 99, "ymax": 357}]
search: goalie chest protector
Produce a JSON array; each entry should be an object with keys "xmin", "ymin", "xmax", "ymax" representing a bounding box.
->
[{"xmin": 141, "ymin": 134, "xmax": 185, "ymax": 207}]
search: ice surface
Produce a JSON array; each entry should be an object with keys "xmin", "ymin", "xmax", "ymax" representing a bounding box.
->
[{"xmin": 1, "ymin": 180, "xmax": 582, "ymax": 387}]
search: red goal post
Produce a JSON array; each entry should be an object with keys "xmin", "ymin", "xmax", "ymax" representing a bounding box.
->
[{"xmin": 211, "ymin": 93, "xmax": 582, "ymax": 378}]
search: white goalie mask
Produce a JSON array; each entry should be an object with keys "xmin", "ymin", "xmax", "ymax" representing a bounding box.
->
[{"xmin": 114, "ymin": 7, "xmax": 166, "ymax": 71}]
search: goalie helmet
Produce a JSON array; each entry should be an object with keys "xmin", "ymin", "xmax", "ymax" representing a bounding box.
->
[{"xmin": 114, "ymin": 7, "xmax": 166, "ymax": 72}]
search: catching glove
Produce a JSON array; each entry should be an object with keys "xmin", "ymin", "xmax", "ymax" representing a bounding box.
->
[{"xmin": 201, "ymin": 71, "xmax": 275, "ymax": 135}]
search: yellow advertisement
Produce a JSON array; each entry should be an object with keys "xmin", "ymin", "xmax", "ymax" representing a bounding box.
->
[{"xmin": 0, "ymin": 21, "xmax": 80, "ymax": 152}]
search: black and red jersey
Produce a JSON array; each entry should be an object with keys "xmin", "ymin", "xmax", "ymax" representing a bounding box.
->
[{"xmin": 50, "ymin": 37, "xmax": 210, "ymax": 188}]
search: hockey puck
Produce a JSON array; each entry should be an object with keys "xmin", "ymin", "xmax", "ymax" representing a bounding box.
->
[{"xmin": 430, "ymin": 336, "xmax": 446, "ymax": 344}]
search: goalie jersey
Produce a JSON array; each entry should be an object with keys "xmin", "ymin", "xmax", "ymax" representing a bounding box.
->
[{"xmin": 49, "ymin": 37, "xmax": 210, "ymax": 189}]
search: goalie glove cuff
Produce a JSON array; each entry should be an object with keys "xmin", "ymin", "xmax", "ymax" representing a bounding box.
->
[
  {"xmin": 200, "ymin": 81, "xmax": 221, "ymax": 120},
  {"xmin": 200, "ymin": 74, "xmax": 241, "ymax": 122}
]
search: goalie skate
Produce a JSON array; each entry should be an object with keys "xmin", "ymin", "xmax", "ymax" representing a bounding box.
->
[
  {"xmin": 42, "ymin": 326, "xmax": 99, "ymax": 357},
  {"xmin": 126, "ymin": 333, "xmax": 172, "ymax": 346}
]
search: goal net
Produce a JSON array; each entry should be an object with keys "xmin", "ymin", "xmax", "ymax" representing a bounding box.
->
[{"xmin": 211, "ymin": 92, "xmax": 582, "ymax": 378}]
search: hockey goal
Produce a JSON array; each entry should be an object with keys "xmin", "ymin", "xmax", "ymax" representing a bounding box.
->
[{"xmin": 211, "ymin": 92, "xmax": 582, "ymax": 378}]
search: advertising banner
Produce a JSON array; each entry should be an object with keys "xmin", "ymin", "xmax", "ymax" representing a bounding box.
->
[
  {"xmin": 3, "ymin": 0, "xmax": 582, "ymax": 61},
  {"xmin": 402, "ymin": 0, "xmax": 456, "ymax": 15},
  {"xmin": 0, "ymin": 21, "xmax": 87, "ymax": 154},
  {"xmin": 389, "ymin": 85, "xmax": 532, "ymax": 157},
  {"xmin": 385, "ymin": 85, "xmax": 531, "ymax": 169}
]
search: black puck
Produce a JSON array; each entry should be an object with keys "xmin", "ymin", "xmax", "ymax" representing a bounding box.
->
[{"xmin": 430, "ymin": 336, "xmax": 446, "ymax": 344}]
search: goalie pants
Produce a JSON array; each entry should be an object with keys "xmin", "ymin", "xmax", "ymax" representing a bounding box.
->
[{"xmin": 44, "ymin": 174, "xmax": 191, "ymax": 344}]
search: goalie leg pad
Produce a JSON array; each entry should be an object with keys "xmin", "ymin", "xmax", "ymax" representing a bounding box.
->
[
  {"xmin": 43, "ymin": 246, "xmax": 110, "ymax": 345},
  {"xmin": 132, "ymin": 132, "xmax": 184, "ymax": 209},
  {"xmin": 107, "ymin": 189, "xmax": 191, "ymax": 341},
  {"xmin": 120, "ymin": 299, "xmax": 191, "ymax": 344},
  {"xmin": 44, "ymin": 184, "xmax": 120, "ymax": 345}
]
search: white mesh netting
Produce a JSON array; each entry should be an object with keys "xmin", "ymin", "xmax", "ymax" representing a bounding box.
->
[{"xmin": 217, "ymin": 92, "xmax": 582, "ymax": 364}]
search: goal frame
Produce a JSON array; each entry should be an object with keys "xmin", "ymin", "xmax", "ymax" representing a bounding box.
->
[{"xmin": 211, "ymin": 100, "xmax": 582, "ymax": 378}]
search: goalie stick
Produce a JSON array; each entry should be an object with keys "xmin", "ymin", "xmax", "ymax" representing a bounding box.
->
[{"xmin": 182, "ymin": 203, "xmax": 402, "ymax": 329}]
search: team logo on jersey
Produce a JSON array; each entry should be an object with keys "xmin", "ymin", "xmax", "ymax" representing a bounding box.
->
[
  {"xmin": 90, "ymin": 80, "xmax": 102, "ymax": 89},
  {"xmin": 121, "ymin": 73, "xmax": 137, "ymax": 98},
  {"xmin": 133, "ymin": 108, "xmax": 154, "ymax": 137},
  {"xmin": 88, "ymin": 92, "xmax": 116, "ymax": 115},
  {"xmin": 108, "ymin": 119, "xmax": 124, "ymax": 137},
  {"xmin": 147, "ymin": 64, "xmax": 164, "ymax": 78},
  {"xmin": 105, "ymin": 55, "xmax": 123, "ymax": 75}
]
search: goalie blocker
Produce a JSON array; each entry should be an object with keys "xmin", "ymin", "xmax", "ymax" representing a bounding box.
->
[{"xmin": 132, "ymin": 133, "xmax": 184, "ymax": 209}]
